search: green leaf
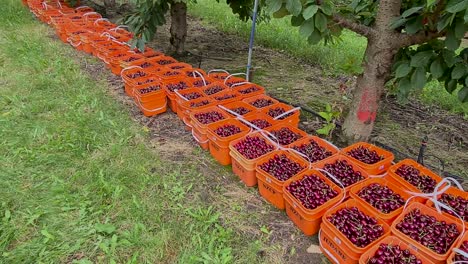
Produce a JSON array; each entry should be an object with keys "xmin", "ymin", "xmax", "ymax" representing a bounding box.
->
[
  {"xmin": 325, "ymin": 103, "xmax": 332, "ymax": 112},
  {"xmin": 390, "ymin": 18, "xmax": 407, "ymax": 29},
  {"xmin": 266, "ymin": 0, "xmax": 283, "ymax": 13},
  {"xmin": 446, "ymin": 0, "xmax": 468, "ymax": 13},
  {"xmin": 350, "ymin": 0, "xmax": 360, "ymax": 10},
  {"xmin": 430, "ymin": 59, "xmax": 444, "ymax": 79},
  {"xmin": 411, "ymin": 67, "xmax": 427, "ymax": 89},
  {"xmin": 410, "ymin": 51, "xmax": 433, "ymax": 67},
  {"xmin": 398, "ymin": 77, "xmax": 412, "ymax": 96},
  {"xmin": 95, "ymin": 223, "xmax": 116, "ymax": 234},
  {"xmin": 273, "ymin": 6, "xmax": 290, "ymax": 18},
  {"xmin": 291, "ymin": 15, "xmax": 305, "ymax": 26},
  {"xmin": 405, "ymin": 16, "xmax": 423, "ymax": 34},
  {"xmin": 307, "ymin": 29, "xmax": 322, "ymax": 44},
  {"xmin": 401, "ymin": 6, "xmax": 423, "ymax": 18},
  {"xmin": 458, "ymin": 86, "xmax": 468, "ymax": 102},
  {"xmin": 395, "ymin": 62, "xmax": 412, "ymax": 78},
  {"xmin": 316, "ymin": 123, "xmax": 335, "ymax": 135},
  {"xmin": 320, "ymin": 1, "xmax": 333, "ymax": 16},
  {"xmin": 315, "ymin": 13, "xmax": 328, "ymax": 32},
  {"xmin": 437, "ymin": 13, "xmax": 455, "ymax": 32},
  {"xmin": 452, "ymin": 64, "xmax": 466, "ymax": 79},
  {"xmin": 427, "ymin": 0, "xmax": 437, "ymax": 7},
  {"xmin": 302, "ymin": 5, "xmax": 318, "ymax": 20},
  {"xmin": 445, "ymin": 79, "xmax": 458, "ymax": 93},
  {"xmin": 136, "ymin": 38, "xmax": 145, "ymax": 52},
  {"xmin": 286, "ymin": 0, "xmax": 302, "ymax": 16},
  {"xmin": 318, "ymin": 111, "xmax": 332, "ymax": 122},
  {"xmin": 299, "ymin": 19, "xmax": 315, "ymax": 37},
  {"xmin": 442, "ymin": 50, "xmax": 456, "ymax": 67},
  {"xmin": 454, "ymin": 19, "xmax": 466, "ymax": 39},
  {"xmin": 465, "ymin": 76, "xmax": 468, "ymax": 86},
  {"xmin": 445, "ymin": 30, "xmax": 461, "ymax": 51}
]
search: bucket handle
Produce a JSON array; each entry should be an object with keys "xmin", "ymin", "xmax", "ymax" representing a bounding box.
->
[
  {"xmin": 133, "ymin": 95, "xmax": 167, "ymax": 113},
  {"xmin": 67, "ymin": 37, "xmax": 81, "ymax": 47},
  {"xmin": 318, "ymin": 230, "xmax": 340, "ymax": 264},
  {"xmin": 94, "ymin": 18, "xmax": 110, "ymax": 25},
  {"xmin": 218, "ymin": 105, "xmax": 281, "ymax": 149},
  {"xmin": 208, "ymin": 69, "xmax": 230, "ymax": 75},
  {"xmin": 230, "ymin": 81, "xmax": 251, "ymax": 88},
  {"xmin": 191, "ymin": 129, "xmax": 209, "ymax": 144},
  {"xmin": 120, "ymin": 65, "xmax": 143, "ymax": 77},
  {"xmin": 223, "ymin": 72, "xmax": 246, "ymax": 85},
  {"xmin": 109, "ymin": 25, "xmax": 129, "ymax": 32},
  {"xmin": 273, "ymin": 107, "xmax": 301, "ymax": 120},
  {"xmin": 190, "ymin": 70, "xmax": 207, "ymax": 87}
]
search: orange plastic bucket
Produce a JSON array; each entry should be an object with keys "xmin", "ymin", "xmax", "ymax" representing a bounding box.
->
[
  {"xmin": 358, "ymin": 236, "xmax": 433, "ymax": 264},
  {"xmin": 158, "ymin": 69, "xmax": 186, "ymax": 81},
  {"xmin": 209, "ymin": 90, "xmax": 242, "ymax": 105},
  {"xmin": 183, "ymin": 68, "xmax": 207, "ymax": 78},
  {"xmin": 262, "ymin": 103, "xmax": 300, "ymax": 127},
  {"xmin": 163, "ymin": 62, "xmax": 192, "ymax": 71},
  {"xmin": 312, "ymin": 154, "xmax": 370, "ymax": 196},
  {"xmin": 190, "ymin": 106, "xmax": 229, "ymax": 150},
  {"xmin": 426, "ymin": 186, "xmax": 468, "ymax": 224},
  {"xmin": 132, "ymin": 82, "xmax": 165, "ymax": 101},
  {"xmin": 255, "ymin": 150, "xmax": 308, "ymax": 209},
  {"xmin": 282, "ymin": 169, "xmax": 344, "ymax": 235},
  {"xmin": 207, "ymin": 71, "xmax": 230, "ymax": 81},
  {"xmin": 387, "ymin": 159, "xmax": 445, "ymax": 203},
  {"xmin": 341, "ymin": 142, "xmax": 395, "ymax": 175},
  {"xmin": 219, "ymin": 101, "xmax": 258, "ymax": 118},
  {"xmin": 152, "ymin": 55, "xmax": 178, "ymax": 66},
  {"xmin": 240, "ymin": 112, "xmax": 277, "ymax": 129},
  {"xmin": 320, "ymin": 199, "xmax": 391, "ymax": 264},
  {"xmin": 188, "ymin": 76, "xmax": 216, "ymax": 89},
  {"xmin": 162, "ymin": 79, "xmax": 193, "ymax": 113},
  {"xmin": 134, "ymin": 94, "xmax": 167, "ymax": 117},
  {"xmin": 232, "ymin": 83, "xmax": 265, "ymax": 98},
  {"xmin": 174, "ymin": 88, "xmax": 205, "ymax": 120},
  {"xmin": 288, "ymin": 135, "xmax": 339, "ymax": 164},
  {"xmin": 119, "ymin": 54, "xmax": 146, "ymax": 70},
  {"xmin": 224, "ymin": 76, "xmax": 247, "ymax": 87},
  {"xmin": 201, "ymin": 82, "xmax": 229, "ymax": 96},
  {"xmin": 206, "ymin": 118, "xmax": 251, "ymax": 165},
  {"xmin": 349, "ymin": 177, "xmax": 413, "ymax": 225},
  {"xmin": 390, "ymin": 202, "xmax": 463, "ymax": 264},
  {"xmin": 447, "ymin": 231, "xmax": 468, "ymax": 263},
  {"xmin": 242, "ymin": 94, "xmax": 279, "ymax": 110},
  {"xmin": 228, "ymin": 131, "xmax": 277, "ymax": 187},
  {"xmin": 179, "ymin": 97, "xmax": 216, "ymax": 131},
  {"xmin": 264, "ymin": 124, "xmax": 308, "ymax": 148}
]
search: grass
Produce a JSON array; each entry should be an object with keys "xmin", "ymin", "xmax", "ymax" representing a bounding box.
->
[
  {"xmin": 189, "ymin": 0, "xmax": 467, "ymax": 116},
  {"xmin": 0, "ymin": 1, "xmax": 265, "ymax": 263}
]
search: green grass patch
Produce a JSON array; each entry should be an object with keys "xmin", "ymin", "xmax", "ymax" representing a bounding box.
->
[{"xmin": 0, "ymin": 1, "xmax": 262, "ymax": 263}]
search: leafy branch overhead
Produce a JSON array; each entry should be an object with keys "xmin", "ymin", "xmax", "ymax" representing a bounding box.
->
[{"xmin": 265, "ymin": 0, "xmax": 468, "ymax": 102}]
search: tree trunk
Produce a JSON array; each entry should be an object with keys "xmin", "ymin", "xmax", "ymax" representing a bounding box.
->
[
  {"xmin": 170, "ymin": 2, "xmax": 187, "ymax": 55},
  {"xmin": 342, "ymin": 0, "xmax": 402, "ymax": 143},
  {"xmin": 104, "ymin": 0, "xmax": 116, "ymax": 18},
  {"xmin": 342, "ymin": 37, "xmax": 400, "ymax": 142}
]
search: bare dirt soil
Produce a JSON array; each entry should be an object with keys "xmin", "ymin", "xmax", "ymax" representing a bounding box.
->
[{"xmin": 65, "ymin": 7, "xmax": 466, "ymax": 263}]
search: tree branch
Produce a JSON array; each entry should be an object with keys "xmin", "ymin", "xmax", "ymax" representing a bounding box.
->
[
  {"xmin": 332, "ymin": 15, "xmax": 375, "ymax": 37},
  {"xmin": 398, "ymin": 31, "xmax": 445, "ymax": 47}
]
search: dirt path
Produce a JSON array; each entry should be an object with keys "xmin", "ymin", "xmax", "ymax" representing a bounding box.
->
[{"xmin": 67, "ymin": 8, "xmax": 465, "ymax": 263}]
